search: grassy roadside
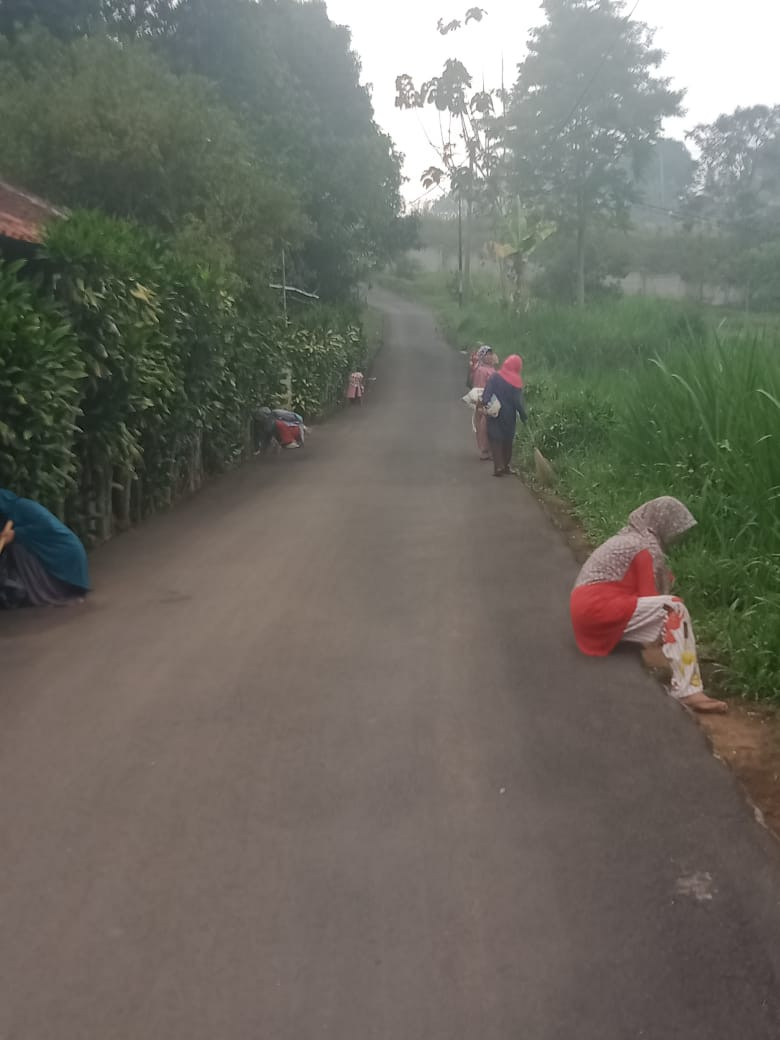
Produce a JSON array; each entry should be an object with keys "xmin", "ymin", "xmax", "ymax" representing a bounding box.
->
[{"xmin": 383, "ymin": 272, "xmax": 780, "ymax": 704}]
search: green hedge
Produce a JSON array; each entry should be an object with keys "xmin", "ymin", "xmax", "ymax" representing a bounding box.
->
[
  {"xmin": 0, "ymin": 212, "xmax": 367, "ymax": 541},
  {"xmin": 0, "ymin": 261, "xmax": 84, "ymax": 507}
]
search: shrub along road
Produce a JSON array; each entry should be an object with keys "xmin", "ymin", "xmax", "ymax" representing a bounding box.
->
[{"xmin": 1, "ymin": 289, "xmax": 780, "ymax": 1039}]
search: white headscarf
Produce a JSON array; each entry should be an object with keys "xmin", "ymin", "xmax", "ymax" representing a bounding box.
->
[{"xmin": 574, "ymin": 497, "xmax": 696, "ymax": 588}]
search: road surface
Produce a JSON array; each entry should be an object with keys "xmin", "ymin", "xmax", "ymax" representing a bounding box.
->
[{"xmin": 2, "ymin": 289, "xmax": 780, "ymax": 1039}]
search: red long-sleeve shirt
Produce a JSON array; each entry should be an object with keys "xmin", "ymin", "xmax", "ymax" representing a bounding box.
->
[{"xmin": 570, "ymin": 549, "xmax": 659, "ymax": 656}]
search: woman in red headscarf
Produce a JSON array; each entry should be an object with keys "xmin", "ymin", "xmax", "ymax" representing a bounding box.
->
[{"xmin": 478, "ymin": 355, "xmax": 528, "ymax": 476}]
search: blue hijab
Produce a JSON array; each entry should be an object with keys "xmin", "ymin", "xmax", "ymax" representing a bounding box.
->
[{"xmin": 0, "ymin": 489, "xmax": 90, "ymax": 591}]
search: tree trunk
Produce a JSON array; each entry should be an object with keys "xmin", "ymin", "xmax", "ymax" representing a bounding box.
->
[
  {"xmin": 457, "ymin": 194, "xmax": 464, "ymax": 307},
  {"xmin": 576, "ymin": 210, "xmax": 586, "ymax": 307},
  {"xmin": 463, "ymin": 182, "xmax": 473, "ymax": 304},
  {"xmin": 117, "ymin": 470, "xmax": 132, "ymax": 531},
  {"xmin": 101, "ymin": 464, "xmax": 113, "ymax": 542},
  {"xmin": 132, "ymin": 477, "xmax": 143, "ymax": 526},
  {"xmin": 188, "ymin": 433, "xmax": 203, "ymax": 494},
  {"xmin": 498, "ymin": 256, "xmax": 509, "ymax": 308}
]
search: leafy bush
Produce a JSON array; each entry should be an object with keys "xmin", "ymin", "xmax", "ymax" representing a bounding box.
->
[
  {"xmin": 286, "ymin": 323, "xmax": 364, "ymax": 419},
  {"xmin": 526, "ymin": 379, "xmax": 616, "ymax": 460},
  {"xmin": 0, "ymin": 261, "xmax": 84, "ymax": 506},
  {"xmin": 0, "ymin": 210, "xmax": 366, "ymax": 540}
]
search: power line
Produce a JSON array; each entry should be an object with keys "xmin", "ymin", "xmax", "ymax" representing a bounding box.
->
[
  {"xmin": 408, "ymin": 183, "xmax": 442, "ymax": 208},
  {"xmin": 632, "ymin": 197, "xmax": 780, "ymax": 234}
]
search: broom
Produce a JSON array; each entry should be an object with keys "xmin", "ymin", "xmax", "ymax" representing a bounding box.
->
[{"xmin": 526, "ymin": 419, "xmax": 556, "ymax": 487}]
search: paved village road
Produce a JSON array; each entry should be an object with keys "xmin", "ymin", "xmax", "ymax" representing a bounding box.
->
[{"xmin": 2, "ymin": 289, "xmax": 780, "ymax": 1039}]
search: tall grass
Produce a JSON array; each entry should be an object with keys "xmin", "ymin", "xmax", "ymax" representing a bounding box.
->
[
  {"xmin": 619, "ymin": 334, "xmax": 780, "ymax": 559},
  {"xmin": 403, "ymin": 271, "xmax": 780, "ymax": 700}
]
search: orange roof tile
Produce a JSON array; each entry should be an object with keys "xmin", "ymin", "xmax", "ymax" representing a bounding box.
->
[{"xmin": 0, "ymin": 180, "xmax": 66, "ymax": 244}]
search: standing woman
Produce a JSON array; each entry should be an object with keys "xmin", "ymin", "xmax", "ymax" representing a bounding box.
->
[
  {"xmin": 470, "ymin": 345, "xmax": 498, "ymax": 460},
  {"xmin": 480, "ymin": 355, "xmax": 528, "ymax": 477},
  {"xmin": 0, "ymin": 488, "xmax": 89, "ymax": 608},
  {"xmin": 570, "ymin": 496, "xmax": 727, "ymax": 714},
  {"xmin": 346, "ymin": 370, "xmax": 366, "ymax": 405}
]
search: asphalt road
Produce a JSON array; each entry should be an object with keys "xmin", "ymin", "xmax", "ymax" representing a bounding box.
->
[{"xmin": 2, "ymin": 289, "xmax": 780, "ymax": 1040}]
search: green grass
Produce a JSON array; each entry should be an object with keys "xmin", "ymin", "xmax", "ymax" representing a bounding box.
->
[{"xmin": 391, "ymin": 271, "xmax": 780, "ymax": 702}]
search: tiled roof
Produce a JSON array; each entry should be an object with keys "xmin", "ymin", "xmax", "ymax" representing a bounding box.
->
[{"xmin": 0, "ymin": 180, "xmax": 66, "ymax": 244}]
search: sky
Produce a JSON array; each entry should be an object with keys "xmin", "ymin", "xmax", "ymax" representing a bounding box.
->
[{"xmin": 323, "ymin": 0, "xmax": 780, "ymax": 204}]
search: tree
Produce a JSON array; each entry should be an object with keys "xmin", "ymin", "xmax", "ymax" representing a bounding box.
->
[
  {"xmin": 0, "ymin": 28, "xmax": 302, "ymax": 279},
  {"xmin": 687, "ymin": 105, "xmax": 780, "ymax": 241},
  {"xmin": 0, "ymin": 0, "xmax": 102, "ymax": 38},
  {"xmin": 102, "ymin": 0, "xmax": 177, "ymax": 36},
  {"xmin": 0, "ymin": 0, "xmax": 174, "ymax": 38},
  {"xmin": 166, "ymin": 0, "xmax": 406, "ymax": 299},
  {"xmin": 686, "ymin": 106, "xmax": 780, "ymax": 309},
  {"xmin": 395, "ymin": 7, "xmax": 501, "ymax": 302},
  {"xmin": 507, "ymin": 0, "xmax": 683, "ymax": 305},
  {"xmin": 632, "ymin": 138, "xmax": 695, "ymax": 226},
  {"xmin": 0, "ymin": 0, "xmax": 407, "ymax": 300}
]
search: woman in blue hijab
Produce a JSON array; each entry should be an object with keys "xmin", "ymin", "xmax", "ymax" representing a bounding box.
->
[{"xmin": 0, "ymin": 489, "xmax": 89, "ymax": 608}]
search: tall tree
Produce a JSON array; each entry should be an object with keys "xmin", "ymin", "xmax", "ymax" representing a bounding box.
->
[
  {"xmin": 632, "ymin": 138, "xmax": 695, "ymax": 224},
  {"xmin": 167, "ymin": 0, "xmax": 406, "ymax": 299},
  {"xmin": 687, "ymin": 105, "xmax": 780, "ymax": 242},
  {"xmin": 686, "ymin": 105, "xmax": 780, "ymax": 310},
  {"xmin": 507, "ymin": 0, "xmax": 683, "ymax": 304},
  {"xmin": 395, "ymin": 7, "xmax": 498, "ymax": 302},
  {"xmin": 0, "ymin": 0, "xmax": 174, "ymax": 38},
  {"xmin": 0, "ymin": 0, "xmax": 102, "ymax": 38},
  {"xmin": 0, "ymin": 29, "xmax": 301, "ymax": 276}
]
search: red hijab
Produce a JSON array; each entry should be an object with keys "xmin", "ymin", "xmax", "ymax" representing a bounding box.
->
[{"xmin": 498, "ymin": 355, "xmax": 523, "ymax": 389}]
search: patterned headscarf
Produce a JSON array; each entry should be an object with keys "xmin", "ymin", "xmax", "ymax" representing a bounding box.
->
[
  {"xmin": 574, "ymin": 497, "xmax": 696, "ymax": 588},
  {"xmin": 476, "ymin": 345, "xmax": 493, "ymax": 362},
  {"xmin": 623, "ymin": 497, "xmax": 696, "ymax": 546}
]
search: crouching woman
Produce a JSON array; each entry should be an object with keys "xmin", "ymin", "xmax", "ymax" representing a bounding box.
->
[
  {"xmin": 570, "ymin": 497, "xmax": 727, "ymax": 714},
  {"xmin": 0, "ymin": 489, "xmax": 89, "ymax": 608}
]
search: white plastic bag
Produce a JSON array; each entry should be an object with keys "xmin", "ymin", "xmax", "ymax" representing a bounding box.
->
[
  {"xmin": 483, "ymin": 394, "xmax": 501, "ymax": 418},
  {"xmin": 462, "ymin": 387, "xmax": 483, "ymax": 408}
]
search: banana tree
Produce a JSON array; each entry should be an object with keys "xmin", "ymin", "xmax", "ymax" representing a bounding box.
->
[{"xmin": 486, "ymin": 200, "xmax": 555, "ymax": 308}]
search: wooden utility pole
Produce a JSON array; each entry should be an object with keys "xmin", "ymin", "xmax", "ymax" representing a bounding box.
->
[{"xmin": 457, "ymin": 193, "xmax": 464, "ymax": 308}]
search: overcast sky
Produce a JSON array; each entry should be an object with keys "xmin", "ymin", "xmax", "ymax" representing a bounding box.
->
[{"xmin": 324, "ymin": 0, "xmax": 780, "ymax": 204}]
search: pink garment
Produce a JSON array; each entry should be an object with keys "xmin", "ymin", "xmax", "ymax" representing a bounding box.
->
[
  {"xmin": 472, "ymin": 362, "xmax": 492, "ymax": 457},
  {"xmin": 498, "ymin": 355, "xmax": 523, "ymax": 389},
  {"xmin": 475, "ymin": 412, "xmax": 490, "ymax": 457},
  {"xmin": 346, "ymin": 372, "xmax": 365, "ymax": 400},
  {"xmin": 471, "ymin": 362, "xmax": 493, "ymax": 391}
]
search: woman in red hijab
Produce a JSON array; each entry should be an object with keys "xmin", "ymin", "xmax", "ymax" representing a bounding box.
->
[{"xmin": 478, "ymin": 355, "xmax": 528, "ymax": 476}]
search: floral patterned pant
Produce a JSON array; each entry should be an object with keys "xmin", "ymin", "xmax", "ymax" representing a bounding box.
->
[
  {"xmin": 662, "ymin": 599, "xmax": 705, "ymax": 699},
  {"xmin": 623, "ymin": 596, "xmax": 704, "ymax": 700}
]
